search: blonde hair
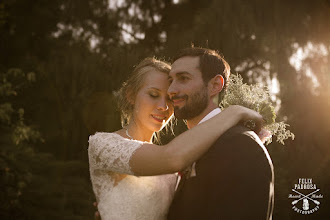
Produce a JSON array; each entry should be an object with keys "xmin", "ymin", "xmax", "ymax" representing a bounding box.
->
[{"xmin": 114, "ymin": 57, "xmax": 173, "ymax": 142}]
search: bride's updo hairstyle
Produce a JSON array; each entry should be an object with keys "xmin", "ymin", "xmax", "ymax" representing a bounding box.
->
[{"xmin": 114, "ymin": 57, "xmax": 171, "ymax": 128}]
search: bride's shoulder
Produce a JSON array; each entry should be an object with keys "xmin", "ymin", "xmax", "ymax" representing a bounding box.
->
[{"xmin": 89, "ymin": 131, "xmax": 124, "ymax": 141}]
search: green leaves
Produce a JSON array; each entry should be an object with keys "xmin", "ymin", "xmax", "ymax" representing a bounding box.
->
[
  {"xmin": 221, "ymin": 74, "xmax": 294, "ymax": 145},
  {"xmin": 0, "ymin": 103, "xmax": 13, "ymax": 124},
  {"xmin": 259, "ymin": 102, "xmax": 275, "ymax": 125},
  {"xmin": 0, "ymin": 69, "xmax": 42, "ymax": 145}
]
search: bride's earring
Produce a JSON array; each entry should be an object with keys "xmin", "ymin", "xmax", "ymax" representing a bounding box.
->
[{"xmin": 125, "ymin": 128, "xmax": 134, "ymax": 140}]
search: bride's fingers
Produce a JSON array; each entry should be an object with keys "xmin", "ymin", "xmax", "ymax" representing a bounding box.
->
[
  {"xmin": 252, "ymin": 111, "xmax": 264, "ymax": 133},
  {"xmin": 246, "ymin": 110, "xmax": 263, "ymax": 134},
  {"xmin": 253, "ymin": 118, "xmax": 263, "ymax": 134},
  {"xmin": 94, "ymin": 211, "xmax": 100, "ymax": 220},
  {"xmin": 232, "ymin": 105, "xmax": 265, "ymax": 133}
]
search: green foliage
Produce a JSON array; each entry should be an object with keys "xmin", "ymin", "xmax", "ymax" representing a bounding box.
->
[
  {"xmin": 0, "ymin": 69, "xmax": 95, "ymax": 219},
  {"xmin": 221, "ymin": 74, "xmax": 275, "ymax": 123},
  {"xmin": 0, "ymin": 69, "xmax": 41, "ymax": 144},
  {"xmin": 221, "ymin": 74, "xmax": 295, "ymax": 144},
  {"xmin": 12, "ymin": 108, "xmax": 43, "ymax": 145},
  {"xmin": 0, "ymin": 68, "xmax": 43, "ymax": 218},
  {"xmin": 0, "ymin": 103, "xmax": 13, "ymax": 124},
  {"xmin": 265, "ymin": 122, "xmax": 295, "ymax": 145}
]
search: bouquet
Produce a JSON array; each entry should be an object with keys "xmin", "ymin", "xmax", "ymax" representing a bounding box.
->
[{"xmin": 220, "ymin": 74, "xmax": 295, "ymax": 145}]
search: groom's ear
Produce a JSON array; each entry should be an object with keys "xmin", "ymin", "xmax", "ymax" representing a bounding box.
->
[{"xmin": 208, "ymin": 74, "xmax": 224, "ymax": 97}]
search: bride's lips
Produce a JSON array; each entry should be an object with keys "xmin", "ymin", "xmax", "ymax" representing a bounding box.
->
[{"xmin": 151, "ymin": 114, "xmax": 166, "ymax": 123}]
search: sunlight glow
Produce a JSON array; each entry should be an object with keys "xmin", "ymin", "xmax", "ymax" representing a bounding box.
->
[
  {"xmin": 51, "ymin": 22, "xmax": 101, "ymax": 50},
  {"xmin": 289, "ymin": 42, "xmax": 328, "ymax": 95},
  {"xmin": 108, "ymin": 1, "xmax": 159, "ymax": 44},
  {"xmin": 121, "ymin": 23, "xmax": 145, "ymax": 44},
  {"xmin": 89, "ymin": 36, "xmax": 100, "ymax": 50},
  {"xmin": 159, "ymin": 31, "xmax": 167, "ymax": 43},
  {"xmin": 108, "ymin": 0, "xmax": 125, "ymax": 9}
]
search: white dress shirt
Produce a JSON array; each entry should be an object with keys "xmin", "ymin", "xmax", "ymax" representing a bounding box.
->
[
  {"xmin": 190, "ymin": 108, "xmax": 222, "ymax": 177},
  {"xmin": 198, "ymin": 108, "xmax": 221, "ymax": 125}
]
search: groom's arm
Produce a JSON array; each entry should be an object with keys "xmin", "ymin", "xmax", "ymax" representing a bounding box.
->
[{"xmin": 197, "ymin": 131, "xmax": 274, "ymax": 220}]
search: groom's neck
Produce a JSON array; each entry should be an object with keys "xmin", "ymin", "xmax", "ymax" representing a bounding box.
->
[{"xmin": 186, "ymin": 104, "xmax": 218, "ymax": 129}]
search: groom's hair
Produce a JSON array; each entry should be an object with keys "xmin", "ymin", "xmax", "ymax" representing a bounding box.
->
[{"xmin": 173, "ymin": 47, "xmax": 230, "ymax": 99}]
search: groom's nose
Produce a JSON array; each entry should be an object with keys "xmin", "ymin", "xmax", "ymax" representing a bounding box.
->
[{"xmin": 167, "ymin": 81, "xmax": 178, "ymax": 98}]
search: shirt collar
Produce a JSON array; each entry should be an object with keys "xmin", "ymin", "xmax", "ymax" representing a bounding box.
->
[{"xmin": 198, "ymin": 108, "xmax": 221, "ymax": 125}]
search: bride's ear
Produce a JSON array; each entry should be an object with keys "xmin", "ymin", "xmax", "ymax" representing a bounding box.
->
[
  {"xmin": 125, "ymin": 89, "xmax": 135, "ymax": 105},
  {"xmin": 208, "ymin": 75, "xmax": 224, "ymax": 96}
]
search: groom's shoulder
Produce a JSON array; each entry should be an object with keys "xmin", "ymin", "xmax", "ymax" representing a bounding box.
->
[
  {"xmin": 212, "ymin": 125, "xmax": 272, "ymax": 163},
  {"xmin": 217, "ymin": 124, "xmax": 259, "ymax": 143}
]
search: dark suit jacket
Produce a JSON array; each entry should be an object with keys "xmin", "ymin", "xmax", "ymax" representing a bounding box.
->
[{"xmin": 168, "ymin": 125, "xmax": 274, "ymax": 220}]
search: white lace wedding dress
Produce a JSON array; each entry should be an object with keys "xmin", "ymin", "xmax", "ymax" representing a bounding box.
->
[{"xmin": 88, "ymin": 132, "xmax": 177, "ymax": 220}]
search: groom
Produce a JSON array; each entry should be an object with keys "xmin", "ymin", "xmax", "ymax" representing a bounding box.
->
[{"xmin": 167, "ymin": 47, "xmax": 274, "ymax": 219}]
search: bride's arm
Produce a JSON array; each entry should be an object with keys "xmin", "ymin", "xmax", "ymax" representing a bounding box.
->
[{"xmin": 130, "ymin": 105, "xmax": 262, "ymax": 175}]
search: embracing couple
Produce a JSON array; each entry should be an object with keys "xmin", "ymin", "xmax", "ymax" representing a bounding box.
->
[{"xmin": 88, "ymin": 47, "xmax": 274, "ymax": 220}]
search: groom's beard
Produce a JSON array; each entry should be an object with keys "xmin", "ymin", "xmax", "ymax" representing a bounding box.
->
[{"xmin": 173, "ymin": 85, "xmax": 209, "ymax": 120}]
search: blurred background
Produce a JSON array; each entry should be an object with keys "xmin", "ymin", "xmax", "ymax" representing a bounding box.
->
[{"xmin": 0, "ymin": 0, "xmax": 329, "ymax": 219}]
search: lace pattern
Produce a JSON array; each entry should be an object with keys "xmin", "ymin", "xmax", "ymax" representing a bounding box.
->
[
  {"xmin": 88, "ymin": 132, "xmax": 177, "ymax": 220},
  {"xmin": 88, "ymin": 132, "xmax": 143, "ymax": 175}
]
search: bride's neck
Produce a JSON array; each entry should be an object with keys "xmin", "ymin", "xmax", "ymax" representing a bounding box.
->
[{"xmin": 126, "ymin": 123, "xmax": 154, "ymax": 143}]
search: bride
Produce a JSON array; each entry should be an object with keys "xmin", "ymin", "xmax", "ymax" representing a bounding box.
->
[{"xmin": 88, "ymin": 57, "xmax": 263, "ymax": 220}]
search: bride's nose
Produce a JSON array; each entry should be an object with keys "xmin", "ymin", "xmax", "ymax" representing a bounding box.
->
[{"xmin": 157, "ymin": 98, "xmax": 169, "ymax": 111}]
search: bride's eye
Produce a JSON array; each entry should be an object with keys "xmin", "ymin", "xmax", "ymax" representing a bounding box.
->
[{"xmin": 149, "ymin": 93, "xmax": 159, "ymax": 98}]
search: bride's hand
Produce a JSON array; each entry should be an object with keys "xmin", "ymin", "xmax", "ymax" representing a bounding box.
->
[
  {"xmin": 225, "ymin": 105, "xmax": 264, "ymax": 133},
  {"xmin": 257, "ymin": 128, "xmax": 272, "ymax": 144},
  {"xmin": 93, "ymin": 201, "xmax": 100, "ymax": 220}
]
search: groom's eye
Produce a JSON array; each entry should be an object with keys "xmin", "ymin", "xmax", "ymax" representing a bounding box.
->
[{"xmin": 179, "ymin": 76, "xmax": 189, "ymax": 81}]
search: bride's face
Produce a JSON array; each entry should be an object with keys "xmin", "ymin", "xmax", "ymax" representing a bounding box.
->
[{"xmin": 132, "ymin": 70, "xmax": 174, "ymax": 133}]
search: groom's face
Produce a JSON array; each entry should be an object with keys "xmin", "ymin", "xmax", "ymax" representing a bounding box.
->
[{"xmin": 168, "ymin": 56, "xmax": 209, "ymax": 120}]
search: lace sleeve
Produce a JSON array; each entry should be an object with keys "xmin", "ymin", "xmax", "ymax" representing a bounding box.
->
[{"xmin": 88, "ymin": 132, "xmax": 143, "ymax": 175}]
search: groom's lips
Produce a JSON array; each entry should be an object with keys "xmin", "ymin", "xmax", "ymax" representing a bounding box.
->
[{"xmin": 171, "ymin": 98, "xmax": 185, "ymax": 106}]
